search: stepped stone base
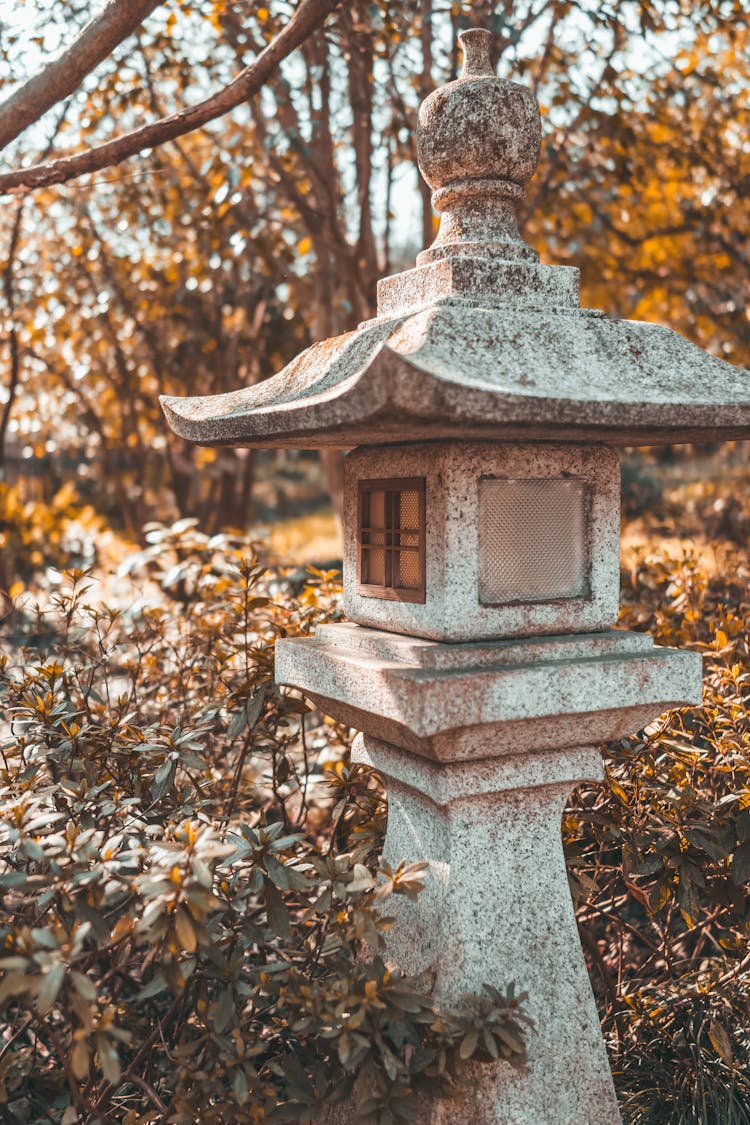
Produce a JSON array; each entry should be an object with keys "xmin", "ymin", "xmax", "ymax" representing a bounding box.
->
[{"xmin": 276, "ymin": 625, "xmax": 702, "ymax": 1123}]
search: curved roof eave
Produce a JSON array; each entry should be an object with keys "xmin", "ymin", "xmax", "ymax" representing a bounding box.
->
[{"xmin": 160, "ymin": 305, "xmax": 750, "ymax": 449}]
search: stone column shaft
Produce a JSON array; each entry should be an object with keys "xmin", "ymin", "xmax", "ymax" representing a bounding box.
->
[{"xmin": 356, "ymin": 735, "xmax": 620, "ymax": 1124}]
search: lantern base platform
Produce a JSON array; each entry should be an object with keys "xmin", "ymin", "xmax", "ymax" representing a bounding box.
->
[{"xmin": 275, "ymin": 622, "xmax": 702, "ymax": 762}]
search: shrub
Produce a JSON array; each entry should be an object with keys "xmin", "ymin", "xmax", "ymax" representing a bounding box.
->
[
  {"xmin": 1, "ymin": 504, "xmax": 749, "ymax": 1124},
  {"xmin": 569, "ymin": 544, "xmax": 750, "ymax": 1124},
  {"xmin": 0, "ymin": 482, "xmax": 103, "ymax": 599},
  {"xmin": 0, "ymin": 524, "xmax": 528, "ymax": 1124}
]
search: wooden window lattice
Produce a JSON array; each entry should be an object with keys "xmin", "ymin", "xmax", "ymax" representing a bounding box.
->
[{"xmin": 357, "ymin": 478, "xmax": 426, "ymax": 603}]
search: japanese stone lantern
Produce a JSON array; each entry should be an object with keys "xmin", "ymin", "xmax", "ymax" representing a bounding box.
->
[{"xmin": 162, "ymin": 28, "xmax": 750, "ymax": 1124}]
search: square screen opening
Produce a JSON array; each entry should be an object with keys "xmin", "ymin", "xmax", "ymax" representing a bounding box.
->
[
  {"xmin": 478, "ymin": 477, "xmax": 589, "ymax": 605},
  {"xmin": 358, "ymin": 478, "xmax": 425, "ymax": 603}
]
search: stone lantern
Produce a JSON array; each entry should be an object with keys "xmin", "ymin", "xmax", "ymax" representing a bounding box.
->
[{"xmin": 162, "ymin": 28, "xmax": 750, "ymax": 1124}]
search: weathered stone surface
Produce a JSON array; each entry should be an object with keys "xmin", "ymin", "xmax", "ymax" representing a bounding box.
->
[
  {"xmin": 343, "ymin": 441, "xmax": 620, "ymax": 641},
  {"xmin": 160, "ymin": 301, "xmax": 750, "ymax": 448},
  {"xmin": 278, "ymin": 620, "xmax": 700, "ymax": 1122},
  {"xmin": 354, "ymin": 732, "xmax": 621, "ymax": 1124},
  {"xmin": 275, "ymin": 624, "xmax": 702, "ymax": 760},
  {"xmin": 417, "ymin": 29, "xmax": 540, "ymax": 193},
  {"xmin": 285, "ymin": 623, "xmax": 700, "ymax": 1122},
  {"xmin": 416, "ymin": 29, "xmax": 540, "ymax": 266},
  {"xmin": 376, "ymin": 256, "xmax": 580, "ymax": 318}
]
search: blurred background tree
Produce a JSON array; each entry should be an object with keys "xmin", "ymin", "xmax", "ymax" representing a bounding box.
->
[{"xmin": 0, "ymin": 0, "xmax": 747, "ymax": 544}]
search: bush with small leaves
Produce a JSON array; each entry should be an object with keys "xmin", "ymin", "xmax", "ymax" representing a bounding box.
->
[
  {"xmin": 0, "ymin": 482, "xmax": 103, "ymax": 600},
  {"xmin": 569, "ymin": 532, "xmax": 750, "ymax": 1124},
  {"xmin": 0, "ymin": 523, "xmax": 529, "ymax": 1124},
  {"xmin": 2, "ymin": 495, "xmax": 749, "ymax": 1124}
]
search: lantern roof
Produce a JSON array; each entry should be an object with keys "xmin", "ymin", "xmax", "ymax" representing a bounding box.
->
[{"xmin": 161, "ymin": 29, "xmax": 750, "ymax": 450}]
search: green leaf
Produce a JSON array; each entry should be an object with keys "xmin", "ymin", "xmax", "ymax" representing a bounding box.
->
[
  {"xmin": 482, "ymin": 1026, "xmax": 499, "ymax": 1059},
  {"xmin": 233, "ymin": 1066, "xmax": 249, "ymax": 1105},
  {"xmin": 459, "ymin": 1028, "xmax": 479, "ymax": 1059},
  {"xmin": 730, "ymin": 840, "xmax": 750, "ymax": 885},
  {"xmin": 684, "ymin": 829, "xmax": 727, "ymax": 861},
  {"xmin": 708, "ymin": 1019, "xmax": 734, "ymax": 1065},
  {"xmin": 265, "ymin": 883, "xmax": 291, "ymax": 940},
  {"xmin": 228, "ymin": 689, "xmax": 265, "ymax": 739},
  {"xmin": 634, "ymin": 855, "xmax": 663, "ymax": 877},
  {"xmin": 137, "ymin": 974, "xmax": 168, "ymax": 1000},
  {"xmin": 265, "ymin": 854, "xmax": 291, "ymax": 889},
  {"xmin": 36, "ymin": 962, "xmax": 64, "ymax": 1014},
  {"xmin": 71, "ymin": 1040, "xmax": 90, "ymax": 1081},
  {"xmin": 245, "ymin": 689, "xmax": 265, "ymax": 730},
  {"xmin": 151, "ymin": 757, "xmax": 176, "ymax": 801},
  {"xmin": 174, "ymin": 907, "xmax": 197, "ymax": 952},
  {"xmin": 227, "ymin": 709, "xmax": 248, "ymax": 740},
  {"xmin": 0, "ymin": 872, "xmax": 28, "ymax": 889},
  {"xmin": 20, "ymin": 838, "xmax": 45, "ymax": 861},
  {"xmin": 677, "ymin": 868, "xmax": 701, "ymax": 923},
  {"xmin": 71, "ymin": 970, "xmax": 96, "ymax": 1002},
  {"xmin": 96, "ymin": 1034, "xmax": 122, "ymax": 1086},
  {"xmin": 496, "ymin": 1026, "xmax": 525, "ymax": 1054},
  {"xmin": 214, "ymin": 986, "xmax": 234, "ymax": 1033}
]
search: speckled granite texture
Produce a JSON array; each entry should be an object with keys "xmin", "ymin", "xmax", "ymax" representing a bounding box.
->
[
  {"xmin": 342, "ymin": 441, "xmax": 620, "ymax": 641},
  {"xmin": 275, "ymin": 625, "xmax": 701, "ymax": 763},
  {"xmin": 160, "ymin": 295, "xmax": 750, "ymax": 449},
  {"xmin": 278, "ymin": 624, "xmax": 701, "ymax": 1121},
  {"xmin": 353, "ymin": 733, "xmax": 622, "ymax": 1124}
]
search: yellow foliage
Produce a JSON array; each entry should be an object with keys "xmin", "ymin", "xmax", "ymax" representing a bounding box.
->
[{"xmin": 195, "ymin": 447, "xmax": 218, "ymax": 466}]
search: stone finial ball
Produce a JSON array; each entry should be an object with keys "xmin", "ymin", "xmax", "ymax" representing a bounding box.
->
[{"xmin": 417, "ymin": 29, "xmax": 541, "ymax": 192}]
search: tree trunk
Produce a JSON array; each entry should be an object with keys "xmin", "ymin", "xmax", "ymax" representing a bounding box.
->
[
  {"xmin": 419, "ymin": 0, "xmax": 434, "ymax": 252},
  {"xmin": 0, "ymin": 205, "xmax": 24, "ymax": 474}
]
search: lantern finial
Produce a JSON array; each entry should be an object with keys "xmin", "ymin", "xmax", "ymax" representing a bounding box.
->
[
  {"xmin": 416, "ymin": 27, "xmax": 541, "ymax": 264},
  {"xmin": 458, "ymin": 28, "xmax": 494, "ymax": 76}
]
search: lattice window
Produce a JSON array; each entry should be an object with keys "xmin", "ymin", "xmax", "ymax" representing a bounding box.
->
[{"xmin": 357, "ymin": 478, "xmax": 426, "ymax": 603}]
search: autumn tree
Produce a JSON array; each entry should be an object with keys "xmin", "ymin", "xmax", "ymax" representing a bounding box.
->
[{"xmin": 0, "ymin": 0, "xmax": 747, "ymax": 535}]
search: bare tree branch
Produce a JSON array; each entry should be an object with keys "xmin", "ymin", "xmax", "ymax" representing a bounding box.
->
[
  {"xmin": 0, "ymin": 0, "xmax": 340, "ymax": 197},
  {"xmin": 0, "ymin": 0, "xmax": 165, "ymax": 155}
]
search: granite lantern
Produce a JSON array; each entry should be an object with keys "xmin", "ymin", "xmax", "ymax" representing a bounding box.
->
[{"xmin": 162, "ymin": 28, "xmax": 750, "ymax": 1124}]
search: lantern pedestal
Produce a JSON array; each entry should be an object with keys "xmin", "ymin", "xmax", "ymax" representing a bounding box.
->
[
  {"xmin": 277, "ymin": 624, "xmax": 702, "ymax": 1123},
  {"xmin": 354, "ymin": 734, "xmax": 618, "ymax": 1124},
  {"xmin": 276, "ymin": 623, "xmax": 701, "ymax": 762}
]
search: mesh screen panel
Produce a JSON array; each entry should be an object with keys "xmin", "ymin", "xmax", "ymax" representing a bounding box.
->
[
  {"xmin": 399, "ymin": 490, "xmax": 420, "ymax": 531},
  {"xmin": 478, "ymin": 478, "xmax": 588, "ymax": 604},
  {"xmin": 363, "ymin": 547, "xmax": 386, "ymax": 585},
  {"xmin": 397, "ymin": 550, "xmax": 421, "ymax": 588}
]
